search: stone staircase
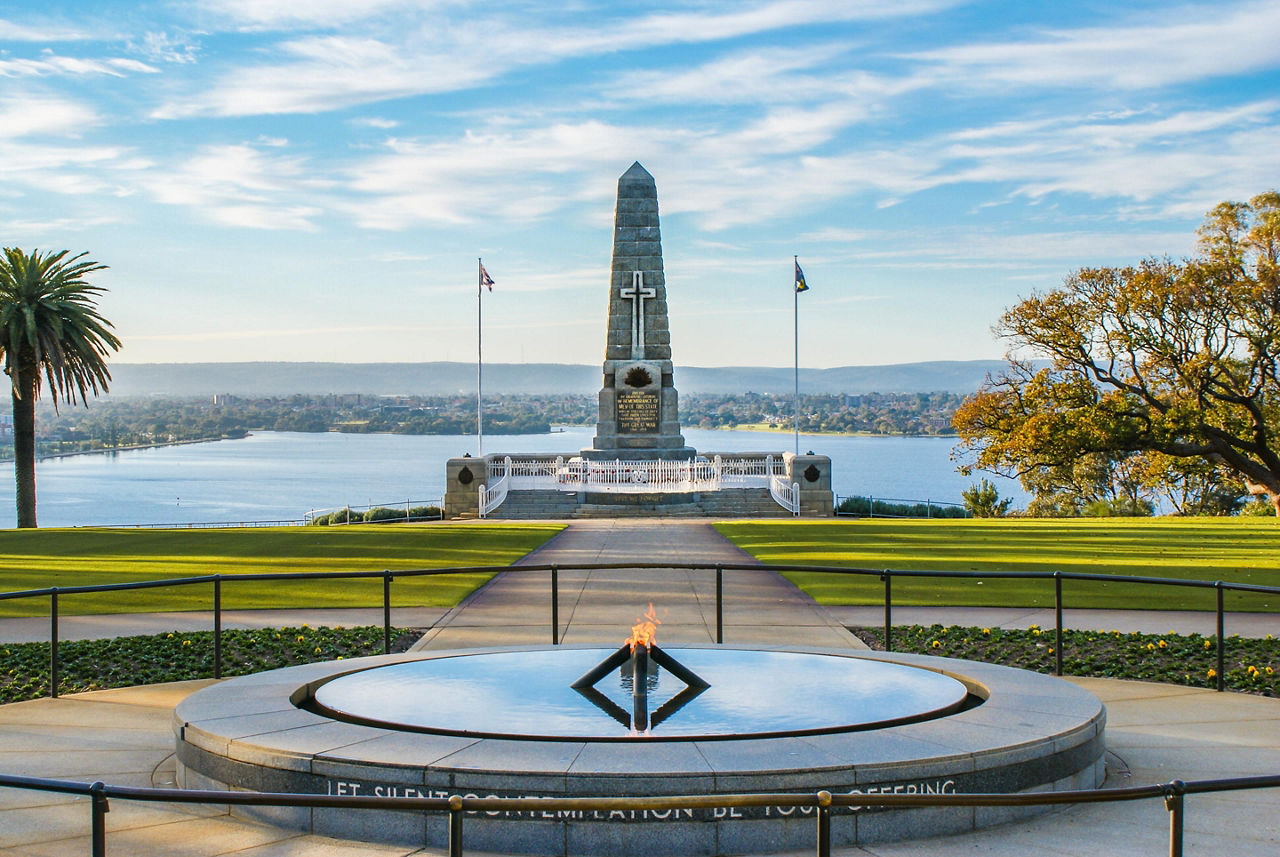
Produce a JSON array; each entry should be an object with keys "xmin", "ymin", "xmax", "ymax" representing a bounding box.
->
[{"xmin": 488, "ymin": 488, "xmax": 791, "ymax": 519}]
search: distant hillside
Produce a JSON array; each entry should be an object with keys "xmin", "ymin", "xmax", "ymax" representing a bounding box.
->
[{"xmin": 104, "ymin": 360, "xmax": 1011, "ymax": 398}]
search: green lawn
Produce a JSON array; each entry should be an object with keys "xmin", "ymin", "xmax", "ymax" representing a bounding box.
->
[
  {"xmin": 0, "ymin": 523, "xmax": 563, "ymax": 617},
  {"xmin": 714, "ymin": 518, "xmax": 1280, "ymax": 612}
]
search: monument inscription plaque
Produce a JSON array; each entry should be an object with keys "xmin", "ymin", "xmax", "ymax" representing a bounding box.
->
[{"xmin": 617, "ymin": 391, "xmax": 659, "ymax": 433}]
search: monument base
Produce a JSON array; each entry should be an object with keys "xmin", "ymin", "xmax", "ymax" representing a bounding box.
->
[{"xmin": 580, "ymin": 445, "xmax": 698, "ymax": 462}]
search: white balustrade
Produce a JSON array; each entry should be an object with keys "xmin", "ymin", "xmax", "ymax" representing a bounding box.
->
[
  {"xmin": 770, "ymin": 472, "xmax": 801, "ymax": 517},
  {"xmin": 478, "ymin": 456, "xmax": 512, "ymax": 518}
]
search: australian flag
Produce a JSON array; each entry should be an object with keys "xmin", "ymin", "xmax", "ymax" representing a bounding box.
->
[{"xmin": 795, "ymin": 259, "xmax": 809, "ymax": 293}]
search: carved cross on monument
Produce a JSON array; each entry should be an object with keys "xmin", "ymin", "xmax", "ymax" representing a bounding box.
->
[{"xmin": 619, "ymin": 271, "xmax": 655, "ymax": 360}]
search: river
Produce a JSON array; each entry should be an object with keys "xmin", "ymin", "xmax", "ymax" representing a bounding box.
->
[{"xmin": 0, "ymin": 428, "xmax": 1026, "ymax": 528}]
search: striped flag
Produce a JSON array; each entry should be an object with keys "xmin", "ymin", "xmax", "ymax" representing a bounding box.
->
[{"xmin": 479, "ymin": 261, "xmax": 495, "ymax": 292}]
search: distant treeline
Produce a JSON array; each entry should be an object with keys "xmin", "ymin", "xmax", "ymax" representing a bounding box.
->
[{"xmin": 4, "ymin": 391, "xmax": 965, "ymax": 457}]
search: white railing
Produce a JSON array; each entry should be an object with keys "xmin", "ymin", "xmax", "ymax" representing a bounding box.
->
[
  {"xmin": 478, "ymin": 456, "xmax": 512, "ymax": 518},
  {"xmin": 485, "ymin": 453, "xmax": 791, "ymax": 496},
  {"xmin": 561, "ymin": 457, "xmax": 722, "ymax": 493},
  {"xmin": 770, "ymin": 472, "xmax": 801, "ymax": 517}
]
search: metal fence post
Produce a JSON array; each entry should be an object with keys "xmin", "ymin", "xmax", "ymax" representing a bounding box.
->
[
  {"xmin": 1054, "ymin": 571, "xmax": 1064, "ymax": 677},
  {"xmin": 551, "ymin": 565, "xmax": 559, "ymax": 645},
  {"xmin": 213, "ymin": 576, "xmax": 223, "ymax": 680},
  {"xmin": 49, "ymin": 588, "xmax": 59, "ymax": 700},
  {"xmin": 1215, "ymin": 582, "xmax": 1225, "ymax": 692},
  {"xmin": 448, "ymin": 794, "xmax": 464, "ymax": 857},
  {"xmin": 716, "ymin": 564, "xmax": 724, "ymax": 644},
  {"xmin": 882, "ymin": 571, "xmax": 892, "ymax": 652},
  {"xmin": 382, "ymin": 570, "xmax": 392, "ymax": 655},
  {"xmin": 90, "ymin": 780, "xmax": 108, "ymax": 857},
  {"xmin": 1165, "ymin": 780, "xmax": 1185, "ymax": 857},
  {"xmin": 815, "ymin": 790, "xmax": 832, "ymax": 857}
]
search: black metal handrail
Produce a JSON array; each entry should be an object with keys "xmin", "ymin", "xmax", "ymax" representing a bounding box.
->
[
  {"xmin": 1, "ymin": 771, "xmax": 1276, "ymax": 857},
  {"xmin": 3, "ymin": 560, "xmax": 1278, "ymax": 696}
]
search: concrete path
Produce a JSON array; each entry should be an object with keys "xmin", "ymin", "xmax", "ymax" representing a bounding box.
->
[
  {"xmin": 2, "ymin": 678, "xmax": 1277, "ymax": 856},
  {"xmin": 415, "ymin": 519, "xmax": 863, "ymax": 651},
  {"xmin": 1, "ymin": 519, "xmax": 1278, "ymax": 856}
]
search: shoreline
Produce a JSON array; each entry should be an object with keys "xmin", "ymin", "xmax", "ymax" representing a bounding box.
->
[{"xmin": 25, "ymin": 435, "xmax": 232, "ymax": 463}]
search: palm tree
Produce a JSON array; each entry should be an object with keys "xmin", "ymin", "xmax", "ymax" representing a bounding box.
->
[{"xmin": 0, "ymin": 249, "xmax": 120, "ymax": 528}]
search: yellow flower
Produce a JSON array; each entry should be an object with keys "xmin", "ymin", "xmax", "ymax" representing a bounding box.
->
[
  {"xmin": 1048, "ymin": 647, "xmax": 1055, "ymax": 655},
  {"xmin": 1028, "ymin": 624, "xmax": 1039, "ymax": 631},
  {"xmin": 931, "ymin": 640, "xmax": 941, "ymax": 648},
  {"xmin": 182, "ymin": 640, "xmax": 191, "ymax": 647},
  {"xmin": 314, "ymin": 647, "xmax": 322, "ymax": 654},
  {"xmin": 1267, "ymin": 667, "xmax": 1274, "ymax": 676},
  {"xmin": 275, "ymin": 633, "xmax": 282, "ymax": 639},
  {"xmin": 296, "ymin": 635, "xmax": 305, "ymax": 642},
  {"xmin": 1146, "ymin": 643, "xmax": 1156, "ymax": 651},
  {"xmin": 1157, "ymin": 640, "xmax": 1167, "ymax": 649},
  {"xmin": 1032, "ymin": 629, "xmax": 1042, "ymax": 637},
  {"xmin": 1204, "ymin": 640, "xmax": 1213, "ymax": 650},
  {"xmin": 981, "ymin": 628, "xmax": 991, "ymax": 635},
  {"xmin": 166, "ymin": 633, "xmax": 174, "ymax": 639},
  {"xmin": 1207, "ymin": 668, "xmax": 1218, "ymax": 679}
]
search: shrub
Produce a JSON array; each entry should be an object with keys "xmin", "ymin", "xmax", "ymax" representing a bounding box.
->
[
  {"xmin": 837, "ymin": 495, "xmax": 967, "ymax": 518},
  {"xmin": 364, "ymin": 506, "xmax": 406, "ymax": 523},
  {"xmin": 408, "ymin": 505, "xmax": 442, "ymax": 521}
]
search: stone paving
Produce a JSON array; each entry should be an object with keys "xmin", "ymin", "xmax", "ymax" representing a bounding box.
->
[{"xmin": 0, "ymin": 519, "xmax": 1277, "ymax": 855}]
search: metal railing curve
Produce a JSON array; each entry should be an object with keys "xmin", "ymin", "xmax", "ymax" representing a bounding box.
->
[
  {"xmin": 2, "ymin": 561, "xmax": 1277, "ymax": 696},
  {"xmin": 0, "ymin": 771, "xmax": 1275, "ymax": 857}
]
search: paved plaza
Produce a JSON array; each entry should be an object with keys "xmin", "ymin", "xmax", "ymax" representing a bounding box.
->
[{"xmin": 0, "ymin": 520, "xmax": 1277, "ymax": 855}]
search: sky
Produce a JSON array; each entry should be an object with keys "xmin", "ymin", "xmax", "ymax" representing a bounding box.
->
[{"xmin": 2, "ymin": 1, "xmax": 1279, "ymax": 370}]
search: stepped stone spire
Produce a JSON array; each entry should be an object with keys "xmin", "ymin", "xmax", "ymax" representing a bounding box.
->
[{"xmin": 585, "ymin": 162, "xmax": 694, "ymax": 460}]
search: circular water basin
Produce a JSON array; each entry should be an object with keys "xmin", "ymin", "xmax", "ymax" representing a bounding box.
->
[{"xmin": 305, "ymin": 647, "xmax": 971, "ymax": 740}]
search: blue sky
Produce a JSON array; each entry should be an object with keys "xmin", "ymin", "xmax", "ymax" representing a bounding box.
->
[{"xmin": 2, "ymin": 1, "xmax": 1278, "ymax": 369}]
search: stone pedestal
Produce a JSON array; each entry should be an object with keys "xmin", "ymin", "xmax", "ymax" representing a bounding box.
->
[
  {"xmin": 443, "ymin": 456, "xmax": 486, "ymax": 519},
  {"xmin": 785, "ymin": 453, "xmax": 835, "ymax": 517},
  {"xmin": 585, "ymin": 163, "xmax": 694, "ymax": 462}
]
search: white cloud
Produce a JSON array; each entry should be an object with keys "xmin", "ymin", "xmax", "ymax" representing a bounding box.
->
[
  {"xmin": 142, "ymin": 143, "xmax": 325, "ymax": 230},
  {"xmin": 156, "ymin": 0, "xmax": 962, "ymax": 118},
  {"xmin": 0, "ymin": 96, "xmax": 100, "ymax": 138},
  {"xmin": 350, "ymin": 116, "xmax": 400, "ymax": 129},
  {"xmin": 197, "ymin": 0, "xmax": 433, "ymax": 29},
  {"xmin": 132, "ymin": 31, "xmax": 201, "ymax": 64},
  {"xmin": 0, "ymin": 53, "xmax": 159, "ymax": 78},
  {"xmin": 0, "ymin": 18, "xmax": 93, "ymax": 41},
  {"xmin": 911, "ymin": 1, "xmax": 1280, "ymax": 90}
]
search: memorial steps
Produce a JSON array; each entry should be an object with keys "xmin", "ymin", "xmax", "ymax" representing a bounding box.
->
[{"xmin": 488, "ymin": 487, "xmax": 789, "ymax": 519}]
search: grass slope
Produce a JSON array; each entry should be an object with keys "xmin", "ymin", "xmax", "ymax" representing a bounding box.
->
[
  {"xmin": 714, "ymin": 518, "xmax": 1280, "ymax": 611},
  {"xmin": 0, "ymin": 523, "xmax": 563, "ymax": 617}
]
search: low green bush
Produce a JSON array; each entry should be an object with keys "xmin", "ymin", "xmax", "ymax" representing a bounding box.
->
[
  {"xmin": 837, "ymin": 495, "xmax": 968, "ymax": 518},
  {"xmin": 853, "ymin": 623, "xmax": 1278, "ymax": 695},
  {"xmin": 0, "ymin": 625, "xmax": 412, "ymax": 704}
]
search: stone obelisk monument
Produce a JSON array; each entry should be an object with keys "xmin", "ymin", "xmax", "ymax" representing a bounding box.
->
[{"xmin": 584, "ymin": 163, "xmax": 695, "ymax": 461}]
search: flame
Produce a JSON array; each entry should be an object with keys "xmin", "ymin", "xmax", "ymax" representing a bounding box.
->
[{"xmin": 626, "ymin": 602, "xmax": 661, "ymax": 649}]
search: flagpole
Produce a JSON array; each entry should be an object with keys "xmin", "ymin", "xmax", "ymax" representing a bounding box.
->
[
  {"xmin": 793, "ymin": 255, "xmax": 800, "ymax": 458},
  {"xmin": 477, "ymin": 257, "xmax": 484, "ymax": 459}
]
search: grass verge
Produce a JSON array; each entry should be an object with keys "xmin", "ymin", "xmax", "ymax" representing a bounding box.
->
[
  {"xmin": 714, "ymin": 518, "xmax": 1280, "ymax": 611},
  {"xmin": 0, "ymin": 625, "xmax": 412, "ymax": 703},
  {"xmin": 0, "ymin": 523, "xmax": 564, "ymax": 617},
  {"xmin": 853, "ymin": 624, "xmax": 1278, "ymax": 696}
]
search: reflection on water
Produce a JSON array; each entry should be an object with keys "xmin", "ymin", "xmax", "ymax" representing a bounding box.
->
[
  {"xmin": 1, "ymin": 428, "xmax": 1024, "ymax": 527},
  {"xmin": 310, "ymin": 648, "xmax": 969, "ymax": 739}
]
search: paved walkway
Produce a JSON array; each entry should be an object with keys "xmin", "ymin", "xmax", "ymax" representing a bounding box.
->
[
  {"xmin": 415, "ymin": 519, "xmax": 863, "ymax": 650},
  {"xmin": 1, "ymin": 519, "xmax": 1278, "ymax": 856}
]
